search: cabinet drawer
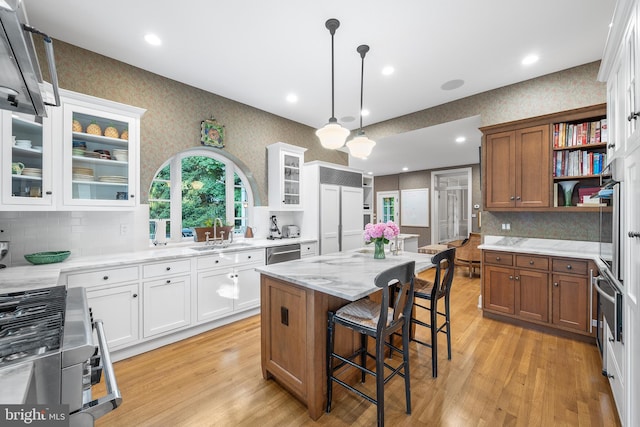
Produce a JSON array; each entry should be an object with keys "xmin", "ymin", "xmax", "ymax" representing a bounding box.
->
[
  {"xmin": 197, "ymin": 253, "xmax": 235, "ymax": 270},
  {"xmin": 67, "ymin": 266, "xmax": 139, "ymax": 287},
  {"xmin": 483, "ymin": 251, "xmax": 513, "ymax": 266},
  {"xmin": 515, "ymin": 255, "xmax": 549, "ymax": 271},
  {"xmin": 552, "ymin": 258, "xmax": 588, "ymax": 275},
  {"xmin": 300, "ymin": 242, "xmax": 317, "ymax": 257},
  {"xmin": 232, "ymin": 249, "xmax": 264, "ymax": 265},
  {"xmin": 143, "ymin": 259, "xmax": 191, "ymax": 279}
]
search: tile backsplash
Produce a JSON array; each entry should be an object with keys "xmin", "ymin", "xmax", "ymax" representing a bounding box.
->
[{"xmin": 0, "ymin": 206, "xmax": 149, "ymax": 267}]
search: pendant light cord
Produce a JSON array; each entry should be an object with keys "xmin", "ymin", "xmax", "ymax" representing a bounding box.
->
[
  {"xmin": 325, "ymin": 19, "xmax": 340, "ymax": 122},
  {"xmin": 357, "ymin": 45, "xmax": 370, "ymax": 131}
]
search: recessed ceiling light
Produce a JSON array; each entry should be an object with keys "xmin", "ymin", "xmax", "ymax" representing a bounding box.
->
[
  {"xmin": 522, "ymin": 54, "xmax": 539, "ymax": 65},
  {"xmin": 286, "ymin": 93, "xmax": 298, "ymax": 103},
  {"xmin": 382, "ymin": 66, "xmax": 395, "ymax": 76},
  {"xmin": 441, "ymin": 79, "xmax": 464, "ymax": 91},
  {"xmin": 144, "ymin": 33, "xmax": 162, "ymax": 46},
  {"xmin": 402, "ymin": 167, "xmax": 409, "ymax": 171},
  {"xmin": 455, "ymin": 136, "xmax": 466, "ymax": 143},
  {"xmin": 361, "ymin": 109, "xmax": 370, "ymax": 117},
  {"xmin": 368, "ymin": 171, "xmax": 373, "ymax": 175}
]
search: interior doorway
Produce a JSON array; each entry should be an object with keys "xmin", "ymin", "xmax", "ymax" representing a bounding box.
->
[
  {"xmin": 431, "ymin": 167, "xmax": 472, "ymax": 244},
  {"xmin": 376, "ymin": 191, "xmax": 399, "ymax": 223}
]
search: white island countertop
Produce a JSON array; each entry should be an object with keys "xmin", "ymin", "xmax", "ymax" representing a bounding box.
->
[{"xmin": 256, "ymin": 248, "xmax": 434, "ymax": 301}]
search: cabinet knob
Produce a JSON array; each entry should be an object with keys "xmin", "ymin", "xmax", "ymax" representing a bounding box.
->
[
  {"xmin": 248, "ymin": 255, "xmax": 252, "ymax": 259},
  {"xmin": 609, "ymin": 337, "xmax": 615, "ymax": 342},
  {"xmin": 566, "ymin": 265, "xmax": 572, "ymax": 270},
  {"xmin": 166, "ymin": 280, "xmax": 171, "ymax": 284},
  {"xmin": 103, "ymin": 276, "xmax": 109, "ymax": 280},
  {"xmin": 215, "ymin": 260, "xmax": 219, "ymax": 264},
  {"xmin": 133, "ymin": 293, "xmax": 138, "ymax": 298},
  {"xmin": 554, "ymin": 282, "xmax": 559, "ymax": 287},
  {"xmin": 607, "ymin": 373, "xmax": 615, "ymax": 379},
  {"xmin": 130, "ymin": 194, "xmax": 135, "ymax": 198},
  {"xmin": 496, "ymin": 256, "xmax": 501, "ymax": 261},
  {"xmin": 166, "ymin": 266, "xmax": 171, "ymax": 271},
  {"xmin": 509, "ymin": 275, "xmax": 513, "ymax": 280},
  {"xmin": 45, "ymin": 191, "xmax": 52, "ymax": 195},
  {"xmin": 516, "ymin": 196, "xmax": 521, "ymax": 200},
  {"xmin": 515, "ymin": 276, "xmax": 520, "ymax": 281},
  {"xmin": 510, "ymin": 196, "xmax": 515, "ymax": 200},
  {"xmin": 628, "ymin": 231, "xmax": 640, "ymax": 238},
  {"xmin": 627, "ymin": 111, "xmax": 640, "ymax": 121},
  {"xmin": 607, "ymin": 143, "xmax": 616, "ymax": 149},
  {"xmin": 529, "ymin": 260, "xmax": 534, "ymax": 265}
]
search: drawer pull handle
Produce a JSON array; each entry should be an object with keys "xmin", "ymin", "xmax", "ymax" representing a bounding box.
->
[
  {"xmin": 166, "ymin": 266, "xmax": 171, "ymax": 271},
  {"xmin": 628, "ymin": 111, "xmax": 639, "ymax": 121},
  {"xmin": 607, "ymin": 373, "xmax": 615, "ymax": 379},
  {"xmin": 133, "ymin": 293, "xmax": 138, "ymax": 298},
  {"xmin": 628, "ymin": 231, "xmax": 640, "ymax": 238},
  {"xmin": 103, "ymin": 276, "xmax": 109, "ymax": 280},
  {"xmin": 529, "ymin": 260, "xmax": 534, "ymax": 265},
  {"xmin": 566, "ymin": 265, "xmax": 572, "ymax": 270}
]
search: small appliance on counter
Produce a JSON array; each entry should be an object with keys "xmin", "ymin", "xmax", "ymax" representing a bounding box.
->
[
  {"xmin": 268, "ymin": 215, "xmax": 281, "ymax": 240},
  {"xmin": 282, "ymin": 225, "xmax": 300, "ymax": 238}
]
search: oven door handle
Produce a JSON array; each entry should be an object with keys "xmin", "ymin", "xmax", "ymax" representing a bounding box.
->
[
  {"xmin": 593, "ymin": 277, "xmax": 616, "ymax": 304},
  {"xmin": 79, "ymin": 320, "xmax": 122, "ymax": 418}
]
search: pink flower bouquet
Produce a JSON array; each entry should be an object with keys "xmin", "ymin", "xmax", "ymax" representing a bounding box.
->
[{"xmin": 363, "ymin": 221, "xmax": 400, "ymax": 244}]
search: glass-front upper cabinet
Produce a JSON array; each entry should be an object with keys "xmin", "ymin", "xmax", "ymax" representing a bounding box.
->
[
  {"xmin": 267, "ymin": 142, "xmax": 307, "ymax": 210},
  {"xmin": 0, "ymin": 109, "xmax": 54, "ymax": 209},
  {"xmin": 61, "ymin": 92, "xmax": 145, "ymax": 209}
]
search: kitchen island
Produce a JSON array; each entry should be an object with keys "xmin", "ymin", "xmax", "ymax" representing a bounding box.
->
[{"xmin": 256, "ymin": 249, "xmax": 435, "ymax": 420}]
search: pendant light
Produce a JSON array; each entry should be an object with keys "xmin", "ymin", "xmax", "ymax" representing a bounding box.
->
[
  {"xmin": 316, "ymin": 18, "xmax": 350, "ymax": 150},
  {"xmin": 346, "ymin": 44, "xmax": 376, "ymax": 159}
]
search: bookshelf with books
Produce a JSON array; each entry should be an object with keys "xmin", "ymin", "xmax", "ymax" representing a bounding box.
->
[{"xmin": 552, "ymin": 110, "xmax": 610, "ymax": 209}]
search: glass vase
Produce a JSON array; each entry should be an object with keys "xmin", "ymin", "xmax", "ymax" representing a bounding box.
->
[
  {"xmin": 558, "ymin": 180, "xmax": 579, "ymax": 207},
  {"xmin": 374, "ymin": 240, "xmax": 385, "ymax": 259}
]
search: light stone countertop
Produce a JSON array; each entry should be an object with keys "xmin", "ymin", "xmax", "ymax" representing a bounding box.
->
[
  {"xmin": 479, "ymin": 235, "xmax": 607, "ymax": 269},
  {"xmin": 0, "ymin": 237, "xmax": 317, "ymax": 294},
  {"xmin": 256, "ymin": 248, "xmax": 435, "ymax": 301}
]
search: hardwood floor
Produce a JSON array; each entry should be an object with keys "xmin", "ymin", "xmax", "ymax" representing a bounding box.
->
[{"xmin": 95, "ymin": 270, "xmax": 620, "ymax": 426}]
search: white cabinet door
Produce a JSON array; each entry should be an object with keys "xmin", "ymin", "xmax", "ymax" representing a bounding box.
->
[
  {"xmin": 623, "ymin": 9, "xmax": 640, "ymax": 153},
  {"xmin": 235, "ymin": 264, "xmax": 261, "ymax": 311},
  {"xmin": 267, "ymin": 142, "xmax": 306, "ymax": 210},
  {"xmin": 624, "ymin": 144, "xmax": 640, "ymax": 427},
  {"xmin": 341, "ymin": 186, "xmax": 364, "ymax": 252},
  {"xmin": 320, "ymin": 184, "xmax": 340, "ymax": 254},
  {"xmin": 143, "ymin": 275, "xmax": 191, "ymax": 337},
  {"xmin": 87, "ymin": 283, "xmax": 139, "ymax": 349},
  {"xmin": 196, "ymin": 269, "xmax": 235, "ymax": 321}
]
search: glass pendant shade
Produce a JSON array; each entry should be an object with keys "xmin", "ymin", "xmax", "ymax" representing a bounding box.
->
[
  {"xmin": 346, "ymin": 131, "xmax": 376, "ymax": 159},
  {"xmin": 316, "ymin": 120, "xmax": 350, "ymax": 149}
]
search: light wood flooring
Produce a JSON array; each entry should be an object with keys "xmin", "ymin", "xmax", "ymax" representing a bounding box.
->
[{"xmin": 95, "ymin": 269, "xmax": 620, "ymax": 426}]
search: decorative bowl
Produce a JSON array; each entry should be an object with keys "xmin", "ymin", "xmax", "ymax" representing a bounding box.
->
[{"xmin": 24, "ymin": 251, "xmax": 71, "ymax": 265}]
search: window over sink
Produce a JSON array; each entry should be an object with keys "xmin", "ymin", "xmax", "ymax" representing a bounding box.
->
[{"xmin": 148, "ymin": 148, "xmax": 255, "ymax": 243}]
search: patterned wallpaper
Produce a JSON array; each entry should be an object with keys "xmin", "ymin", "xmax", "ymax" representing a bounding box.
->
[{"xmin": 35, "ymin": 42, "xmax": 606, "ymax": 241}]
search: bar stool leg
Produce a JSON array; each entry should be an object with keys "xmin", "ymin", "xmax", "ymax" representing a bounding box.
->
[
  {"xmin": 326, "ymin": 311, "xmax": 335, "ymax": 413},
  {"xmin": 402, "ymin": 323, "xmax": 412, "ymax": 414},
  {"xmin": 375, "ymin": 335, "xmax": 385, "ymax": 427},
  {"xmin": 431, "ymin": 300, "xmax": 438, "ymax": 378},
  {"xmin": 445, "ymin": 295, "xmax": 452, "ymax": 360}
]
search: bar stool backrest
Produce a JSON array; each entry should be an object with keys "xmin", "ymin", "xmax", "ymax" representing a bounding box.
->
[
  {"xmin": 373, "ymin": 261, "xmax": 416, "ymax": 335},
  {"xmin": 430, "ymin": 248, "xmax": 456, "ymax": 301}
]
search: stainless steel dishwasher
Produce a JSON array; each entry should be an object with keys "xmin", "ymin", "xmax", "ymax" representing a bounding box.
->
[{"xmin": 266, "ymin": 243, "xmax": 301, "ymax": 265}]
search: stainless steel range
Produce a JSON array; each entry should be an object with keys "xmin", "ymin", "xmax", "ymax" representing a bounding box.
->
[{"xmin": 0, "ymin": 285, "xmax": 121, "ymax": 426}]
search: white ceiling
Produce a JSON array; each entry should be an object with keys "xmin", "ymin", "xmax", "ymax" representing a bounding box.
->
[{"xmin": 22, "ymin": 0, "xmax": 616, "ymax": 176}]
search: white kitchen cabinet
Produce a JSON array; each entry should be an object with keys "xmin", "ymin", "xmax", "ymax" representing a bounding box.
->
[
  {"xmin": 300, "ymin": 241, "xmax": 317, "ymax": 257},
  {"xmin": 362, "ymin": 174, "xmax": 374, "ymax": 226},
  {"xmin": 0, "ymin": 109, "xmax": 54, "ymax": 209},
  {"xmin": 60, "ymin": 89, "xmax": 145, "ymax": 210},
  {"xmin": 196, "ymin": 249, "xmax": 264, "ymax": 321},
  {"xmin": 86, "ymin": 283, "xmax": 140, "ymax": 349},
  {"xmin": 142, "ymin": 274, "xmax": 191, "ymax": 338},
  {"xmin": 267, "ymin": 142, "xmax": 306, "ymax": 210}
]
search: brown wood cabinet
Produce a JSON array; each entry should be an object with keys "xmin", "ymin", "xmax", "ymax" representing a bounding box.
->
[
  {"xmin": 482, "ymin": 250, "xmax": 596, "ymax": 338},
  {"xmin": 481, "ymin": 104, "xmax": 607, "ymax": 212}
]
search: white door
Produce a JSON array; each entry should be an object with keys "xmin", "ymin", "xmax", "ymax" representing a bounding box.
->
[
  {"xmin": 341, "ymin": 186, "xmax": 364, "ymax": 251},
  {"xmin": 86, "ymin": 283, "xmax": 139, "ymax": 349},
  {"xmin": 143, "ymin": 275, "xmax": 191, "ymax": 337},
  {"xmin": 431, "ymin": 168, "xmax": 472, "ymax": 244},
  {"xmin": 320, "ymin": 184, "xmax": 340, "ymax": 254},
  {"xmin": 196, "ymin": 269, "xmax": 235, "ymax": 321},
  {"xmin": 376, "ymin": 191, "xmax": 399, "ymax": 223}
]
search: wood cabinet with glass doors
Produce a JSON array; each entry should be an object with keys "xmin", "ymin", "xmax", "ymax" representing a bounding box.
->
[
  {"xmin": 60, "ymin": 89, "xmax": 145, "ymax": 209},
  {"xmin": 481, "ymin": 104, "xmax": 609, "ymax": 212}
]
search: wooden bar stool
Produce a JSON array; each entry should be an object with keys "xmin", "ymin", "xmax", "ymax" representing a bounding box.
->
[{"xmin": 326, "ymin": 261, "xmax": 416, "ymax": 427}]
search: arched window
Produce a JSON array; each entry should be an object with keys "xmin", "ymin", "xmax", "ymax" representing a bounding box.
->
[{"xmin": 148, "ymin": 148, "xmax": 254, "ymax": 242}]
